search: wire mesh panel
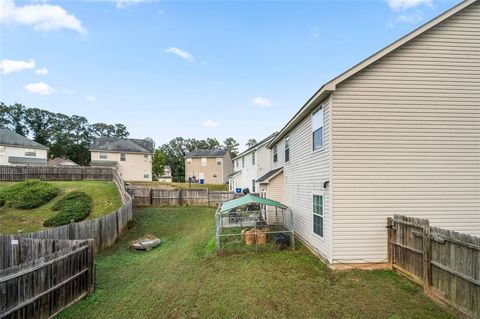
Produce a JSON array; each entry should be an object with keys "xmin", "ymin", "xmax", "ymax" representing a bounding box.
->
[{"xmin": 215, "ymin": 204, "xmax": 294, "ymax": 255}]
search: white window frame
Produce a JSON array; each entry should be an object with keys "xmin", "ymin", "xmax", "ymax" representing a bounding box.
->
[
  {"xmin": 312, "ymin": 106, "xmax": 324, "ymax": 152},
  {"xmin": 242, "ymin": 156, "xmax": 245, "ymax": 168},
  {"xmin": 212, "ymin": 172, "xmax": 218, "ymax": 178},
  {"xmin": 284, "ymin": 136, "xmax": 290, "ymax": 162},
  {"xmin": 201, "ymin": 157, "xmax": 207, "ymax": 167},
  {"xmin": 144, "ymin": 170, "xmax": 149, "ymax": 179},
  {"xmin": 99, "ymin": 152, "xmax": 108, "ymax": 159},
  {"xmin": 120, "ymin": 153, "xmax": 126, "ymax": 161},
  {"xmin": 312, "ymin": 193, "xmax": 324, "ymax": 238},
  {"xmin": 273, "ymin": 145, "xmax": 278, "ymax": 163},
  {"xmin": 216, "ymin": 158, "xmax": 222, "ymax": 166},
  {"xmin": 187, "ymin": 158, "xmax": 192, "ymax": 165},
  {"xmin": 252, "ymin": 151, "xmax": 256, "ymax": 165},
  {"xmin": 235, "ymin": 159, "xmax": 239, "ymax": 168}
]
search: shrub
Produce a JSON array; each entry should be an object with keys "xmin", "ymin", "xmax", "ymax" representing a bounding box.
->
[
  {"xmin": 44, "ymin": 191, "xmax": 93, "ymax": 227},
  {"xmin": 0, "ymin": 180, "xmax": 59, "ymax": 209}
]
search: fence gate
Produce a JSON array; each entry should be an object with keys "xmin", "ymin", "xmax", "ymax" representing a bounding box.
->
[{"xmin": 388, "ymin": 215, "xmax": 480, "ymax": 319}]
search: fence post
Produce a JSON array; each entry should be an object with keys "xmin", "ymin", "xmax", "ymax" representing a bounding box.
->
[
  {"xmin": 69, "ymin": 219, "xmax": 75, "ymax": 240},
  {"xmin": 387, "ymin": 217, "xmax": 393, "ymax": 269},
  {"xmin": 423, "ymin": 223, "xmax": 431, "ymax": 295},
  {"xmin": 150, "ymin": 188, "xmax": 153, "ymax": 206}
]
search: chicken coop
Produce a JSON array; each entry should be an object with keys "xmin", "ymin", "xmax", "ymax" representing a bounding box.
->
[{"xmin": 215, "ymin": 194, "xmax": 295, "ymax": 254}]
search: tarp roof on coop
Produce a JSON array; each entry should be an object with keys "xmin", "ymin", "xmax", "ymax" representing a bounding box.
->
[{"xmin": 218, "ymin": 194, "xmax": 287, "ymax": 213}]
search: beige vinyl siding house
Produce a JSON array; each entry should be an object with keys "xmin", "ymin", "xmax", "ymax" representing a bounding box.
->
[
  {"xmin": 267, "ymin": 0, "xmax": 480, "ymax": 265},
  {"xmin": 185, "ymin": 149, "xmax": 233, "ymax": 184},
  {"xmin": 90, "ymin": 137, "xmax": 153, "ymax": 181}
]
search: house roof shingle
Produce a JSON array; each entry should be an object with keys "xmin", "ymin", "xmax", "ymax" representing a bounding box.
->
[
  {"xmin": 233, "ymin": 132, "xmax": 277, "ymax": 160},
  {"xmin": 90, "ymin": 137, "xmax": 153, "ymax": 154},
  {"xmin": 257, "ymin": 168, "xmax": 283, "ymax": 183},
  {"xmin": 185, "ymin": 149, "xmax": 229, "ymax": 158},
  {"xmin": 0, "ymin": 128, "xmax": 48, "ymax": 150}
]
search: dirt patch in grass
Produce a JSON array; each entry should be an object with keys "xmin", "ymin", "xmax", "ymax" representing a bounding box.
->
[
  {"xmin": 0, "ymin": 181, "xmax": 121, "ymax": 234},
  {"xmin": 58, "ymin": 207, "xmax": 457, "ymax": 319}
]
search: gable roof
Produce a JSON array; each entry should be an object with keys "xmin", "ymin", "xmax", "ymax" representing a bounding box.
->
[
  {"xmin": 233, "ymin": 132, "xmax": 278, "ymax": 160},
  {"xmin": 268, "ymin": 0, "xmax": 478, "ymax": 147},
  {"xmin": 90, "ymin": 137, "xmax": 153, "ymax": 154},
  {"xmin": 185, "ymin": 149, "xmax": 229, "ymax": 158},
  {"xmin": 0, "ymin": 128, "xmax": 48, "ymax": 150}
]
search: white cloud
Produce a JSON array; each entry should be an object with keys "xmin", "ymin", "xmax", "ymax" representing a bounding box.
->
[
  {"xmin": 0, "ymin": 58, "xmax": 35, "ymax": 74},
  {"xmin": 0, "ymin": 0, "xmax": 86, "ymax": 34},
  {"xmin": 24, "ymin": 82, "xmax": 55, "ymax": 95},
  {"xmin": 115, "ymin": 0, "xmax": 154, "ymax": 8},
  {"xmin": 386, "ymin": 0, "xmax": 433, "ymax": 11},
  {"xmin": 85, "ymin": 95, "xmax": 96, "ymax": 102},
  {"xmin": 252, "ymin": 97, "xmax": 273, "ymax": 107},
  {"xmin": 35, "ymin": 67, "xmax": 48, "ymax": 75},
  {"xmin": 61, "ymin": 88, "xmax": 75, "ymax": 94},
  {"xmin": 395, "ymin": 12, "xmax": 423, "ymax": 23},
  {"xmin": 203, "ymin": 120, "xmax": 218, "ymax": 128},
  {"xmin": 165, "ymin": 47, "xmax": 194, "ymax": 62}
]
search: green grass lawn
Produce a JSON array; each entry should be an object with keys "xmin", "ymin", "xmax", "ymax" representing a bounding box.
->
[
  {"xmin": 0, "ymin": 181, "xmax": 122, "ymax": 234},
  {"xmin": 129, "ymin": 181, "xmax": 229, "ymax": 191},
  {"xmin": 58, "ymin": 207, "xmax": 456, "ymax": 319}
]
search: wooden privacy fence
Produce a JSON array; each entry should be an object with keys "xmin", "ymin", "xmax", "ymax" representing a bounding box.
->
[
  {"xmin": 387, "ymin": 215, "xmax": 480, "ymax": 319},
  {"xmin": 0, "ymin": 166, "xmax": 134, "ymax": 318},
  {"xmin": 128, "ymin": 186, "xmax": 236, "ymax": 208},
  {"xmin": 0, "ymin": 239, "xmax": 94, "ymax": 319},
  {"xmin": 0, "ymin": 165, "xmax": 114, "ymax": 181}
]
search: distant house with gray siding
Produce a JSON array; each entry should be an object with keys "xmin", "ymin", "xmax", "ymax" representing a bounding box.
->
[
  {"xmin": 267, "ymin": 0, "xmax": 480, "ymax": 266},
  {"xmin": 0, "ymin": 129, "xmax": 48, "ymax": 166}
]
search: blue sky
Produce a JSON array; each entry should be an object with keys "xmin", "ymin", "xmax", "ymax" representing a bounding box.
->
[{"xmin": 0, "ymin": 0, "xmax": 461, "ymax": 151}]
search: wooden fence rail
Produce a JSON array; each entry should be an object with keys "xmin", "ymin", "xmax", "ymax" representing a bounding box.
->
[
  {"xmin": 388, "ymin": 215, "xmax": 480, "ymax": 319},
  {"xmin": 127, "ymin": 186, "xmax": 236, "ymax": 208},
  {"xmin": 0, "ymin": 166, "xmax": 134, "ymax": 318}
]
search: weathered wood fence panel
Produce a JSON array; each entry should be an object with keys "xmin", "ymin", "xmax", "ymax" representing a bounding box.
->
[
  {"xmin": 0, "ymin": 239, "xmax": 94, "ymax": 319},
  {"xmin": 388, "ymin": 215, "xmax": 480, "ymax": 319},
  {"xmin": 128, "ymin": 186, "xmax": 235, "ymax": 208},
  {"xmin": 0, "ymin": 166, "xmax": 134, "ymax": 318},
  {"xmin": 0, "ymin": 165, "xmax": 114, "ymax": 181}
]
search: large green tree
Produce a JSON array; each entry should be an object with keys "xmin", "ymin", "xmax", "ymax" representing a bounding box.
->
[
  {"xmin": 152, "ymin": 149, "xmax": 166, "ymax": 179},
  {"xmin": 223, "ymin": 137, "xmax": 239, "ymax": 158}
]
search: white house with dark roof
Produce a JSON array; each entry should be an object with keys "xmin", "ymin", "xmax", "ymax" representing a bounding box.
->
[
  {"xmin": 0, "ymin": 128, "xmax": 48, "ymax": 166},
  {"xmin": 184, "ymin": 149, "xmax": 233, "ymax": 184},
  {"xmin": 266, "ymin": 0, "xmax": 480, "ymax": 266},
  {"xmin": 230, "ymin": 133, "xmax": 277, "ymax": 193},
  {"xmin": 90, "ymin": 137, "xmax": 154, "ymax": 181}
]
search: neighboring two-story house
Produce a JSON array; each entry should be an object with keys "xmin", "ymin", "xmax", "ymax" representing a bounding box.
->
[
  {"xmin": 90, "ymin": 137, "xmax": 153, "ymax": 181},
  {"xmin": 0, "ymin": 128, "xmax": 48, "ymax": 166},
  {"xmin": 230, "ymin": 133, "xmax": 277, "ymax": 193},
  {"xmin": 265, "ymin": 0, "xmax": 480, "ymax": 266},
  {"xmin": 185, "ymin": 149, "xmax": 233, "ymax": 184}
]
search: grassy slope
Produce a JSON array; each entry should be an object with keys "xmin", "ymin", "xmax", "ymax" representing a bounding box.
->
[
  {"xmin": 59, "ymin": 207, "xmax": 455, "ymax": 319},
  {"xmin": 129, "ymin": 181, "xmax": 229, "ymax": 191},
  {"xmin": 0, "ymin": 181, "xmax": 122, "ymax": 234}
]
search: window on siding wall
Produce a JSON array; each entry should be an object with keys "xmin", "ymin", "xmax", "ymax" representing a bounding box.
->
[
  {"xmin": 252, "ymin": 151, "xmax": 256, "ymax": 165},
  {"xmin": 242, "ymin": 157, "xmax": 245, "ymax": 168},
  {"xmin": 236, "ymin": 160, "xmax": 239, "ymax": 168},
  {"xmin": 284, "ymin": 136, "xmax": 290, "ymax": 162},
  {"xmin": 313, "ymin": 195, "xmax": 323, "ymax": 237},
  {"xmin": 312, "ymin": 107, "xmax": 324, "ymax": 151},
  {"xmin": 216, "ymin": 158, "xmax": 222, "ymax": 166},
  {"xmin": 120, "ymin": 153, "xmax": 126, "ymax": 161},
  {"xmin": 99, "ymin": 152, "xmax": 107, "ymax": 159},
  {"xmin": 212, "ymin": 172, "xmax": 218, "ymax": 178},
  {"xmin": 187, "ymin": 158, "xmax": 192, "ymax": 164},
  {"xmin": 201, "ymin": 157, "xmax": 207, "ymax": 167},
  {"xmin": 25, "ymin": 149, "xmax": 36, "ymax": 157},
  {"xmin": 252, "ymin": 179, "xmax": 256, "ymax": 193},
  {"xmin": 273, "ymin": 146, "xmax": 278, "ymax": 163},
  {"xmin": 144, "ymin": 170, "xmax": 149, "ymax": 178}
]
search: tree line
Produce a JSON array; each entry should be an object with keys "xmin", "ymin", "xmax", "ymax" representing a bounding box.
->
[{"xmin": 0, "ymin": 102, "xmax": 129, "ymax": 166}]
